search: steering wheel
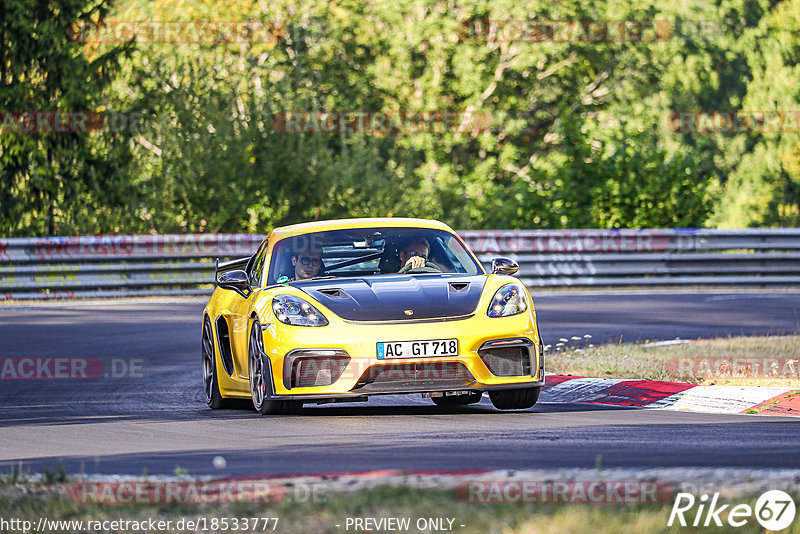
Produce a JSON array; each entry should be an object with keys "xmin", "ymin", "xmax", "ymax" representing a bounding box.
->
[{"xmin": 398, "ymin": 261, "xmax": 442, "ymax": 274}]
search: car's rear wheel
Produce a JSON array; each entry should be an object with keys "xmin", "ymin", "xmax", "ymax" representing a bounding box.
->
[
  {"xmin": 249, "ymin": 319, "xmax": 302, "ymax": 415},
  {"xmin": 202, "ymin": 316, "xmax": 229, "ymax": 409},
  {"xmin": 431, "ymin": 391, "xmax": 482, "ymax": 407},
  {"xmin": 489, "ymin": 386, "xmax": 541, "ymax": 410}
]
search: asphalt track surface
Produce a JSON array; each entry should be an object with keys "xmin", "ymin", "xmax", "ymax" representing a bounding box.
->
[{"xmin": 0, "ymin": 291, "xmax": 799, "ymax": 477}]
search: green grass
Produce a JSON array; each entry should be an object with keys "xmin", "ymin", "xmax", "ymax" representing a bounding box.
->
[{"xmin": 547, "ymin": 335, "xmax": 800, "ymax": 387}]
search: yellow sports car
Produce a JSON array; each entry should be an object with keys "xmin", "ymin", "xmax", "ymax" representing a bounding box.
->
[{"xmin": 202, "ymin": 218, "xmax": 544, "ymax": 414}]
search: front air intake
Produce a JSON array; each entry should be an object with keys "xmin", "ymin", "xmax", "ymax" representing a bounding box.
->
[
  {"xmin": 283, "ymin": 349, "xmax": 350, "ymax": 389},
  {"xmin": 478, "ymin": 339, "xmax": 534, "ymax": 377}
]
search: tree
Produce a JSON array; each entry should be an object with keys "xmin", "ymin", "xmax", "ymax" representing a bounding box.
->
[{"xmin": 0, "ymin": 0, "xmax": 134, "ymax": 236}]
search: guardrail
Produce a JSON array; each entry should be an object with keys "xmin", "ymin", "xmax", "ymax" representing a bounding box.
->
[
  {"xmin": 1, "ymin": 229, "xmax": 799, "ymax": 300},
  {"xmin": 461, "ymin": 229, "xmax": 800, "ymax": 288}
]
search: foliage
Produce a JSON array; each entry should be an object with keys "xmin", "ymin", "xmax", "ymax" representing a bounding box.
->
[
  {"xmin": 1, "ymin": 0, "xmax": 797, "ymax": 235},
  {"xmin": 0, "ymin": 0, "xmax": 134, "ymax": 235}
]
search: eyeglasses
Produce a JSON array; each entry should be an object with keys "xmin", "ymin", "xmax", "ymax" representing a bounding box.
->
[
  {"xmin": 298, "ymin": 255, "xmax": 322, "ymax": 267},
  {"xmin": 409, "ymin": 251, "xmax": 428, "ymax": 260}
]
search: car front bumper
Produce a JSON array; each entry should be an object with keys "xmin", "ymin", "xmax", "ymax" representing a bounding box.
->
[{"xmin": 256, "ymin": 311, "xmax": 544, "ymax": 400}]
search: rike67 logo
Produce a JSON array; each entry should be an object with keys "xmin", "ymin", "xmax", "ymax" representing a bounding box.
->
[{"xmin": 668, "ymin": 490, "xmax": 796, "ymax": 530}]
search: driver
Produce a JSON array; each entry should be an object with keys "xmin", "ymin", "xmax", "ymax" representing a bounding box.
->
[{"xmin": 397, "ymin": 237, "xmax": 430, "ymax": 273}]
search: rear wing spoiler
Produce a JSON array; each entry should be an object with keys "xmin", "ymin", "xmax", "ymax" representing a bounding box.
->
[{"xmin": 214, "ymin": 256, "xmax": 250, "ymax": 283}]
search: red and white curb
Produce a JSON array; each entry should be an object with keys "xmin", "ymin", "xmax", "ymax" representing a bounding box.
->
[{"xmin": 542, "ymin": 375, "xmax": 799, "ymax": 416}]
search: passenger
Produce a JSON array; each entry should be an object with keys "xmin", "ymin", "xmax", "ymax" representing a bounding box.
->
[
  {"xmin": 292, "ymin": 246, "xmax": 323, "ymax": 280},
  {"xmin": 276, "ymin": 246, "xmax": 323, "ymax": 283},
  {"xmin": 397, "ymin": 237, "xmax": 430, "ymax": 273}
]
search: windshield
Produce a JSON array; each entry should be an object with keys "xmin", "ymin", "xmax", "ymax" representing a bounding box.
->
[{"xmin": 267, "ymin": 227, "xmax": 482, "ymax": 284}]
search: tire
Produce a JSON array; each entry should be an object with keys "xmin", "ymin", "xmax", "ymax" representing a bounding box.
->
[
  {"xmin": 202, "ymin": 316, "xmax": 229, "ymax": 409},
  {"xmin": 249, "ymin": 318, "xmax": 302, "ymax": 415},
  {"xmin": 431, "ymin": 391, "xmax": 483, "ymax": 407},
  {"xmin": 489, "ymin": 386, "xmax": 541, "ymax": 410}
]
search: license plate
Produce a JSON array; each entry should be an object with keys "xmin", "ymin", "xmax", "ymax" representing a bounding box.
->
[{"xmin": 377, "ymin": 339, "xmax": 458, "ymax": 359}]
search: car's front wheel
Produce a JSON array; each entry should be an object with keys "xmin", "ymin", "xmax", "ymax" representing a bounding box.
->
[
  {"xmin": 249, "ymin": 319, "xmax": 302, "ymax": 415},
  {"xmin": 489, "ymin": 386, "xmax": 541, "ymax": 410}
]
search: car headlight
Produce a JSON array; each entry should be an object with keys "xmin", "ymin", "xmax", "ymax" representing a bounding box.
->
[
  {"xmin": 272, "ymin": 295, "xmax": 329, "ymax": 327},
  {"xmin": 487, "ymin": 283, "xmax": 528, "ymax": 318}
]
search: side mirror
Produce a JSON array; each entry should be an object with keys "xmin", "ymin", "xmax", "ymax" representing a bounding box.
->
[
  {"xmin": 491, "ymin": 257, "xmax": 519, "ymax": 276},
  {"xmin": 217, "ymin": 269, "xmax": 252, "ymax": 298}
]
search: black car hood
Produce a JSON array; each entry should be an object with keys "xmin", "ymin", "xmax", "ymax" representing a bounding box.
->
[{"xmin": 292, "ymin": 274, "xmax": 487, "ymax": 321}]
